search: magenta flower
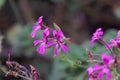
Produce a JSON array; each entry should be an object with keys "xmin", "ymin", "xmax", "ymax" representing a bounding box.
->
[
  {"xmin": 90, "ymin": 28, "xmax": 103, "ymax": 46},
  {"xmin": 87, "ymin": 53, "xmax": 112, "ymax": 80},
  {"xmin": 33, "ymin": 28, "xmax": 54, "ymax": 54},
  {"xmin": 87, "ymin": 65, "xmax": 101, "ymax": 80},
  {"xmin": 107, "ymin": 30, "xmax": 120, "ymax": 48},
  {"xmin": 53, "ymin": 30, "xmax": 68, "ymax": 56},
  {"xmin": 31, "ymin": 16, "xmax": 43, "ymax": 38}
]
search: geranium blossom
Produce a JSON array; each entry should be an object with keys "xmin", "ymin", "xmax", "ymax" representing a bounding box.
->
[
  {"xmin": 90, "ymin": 28, "xmax": 103, "ymax": 46},
  {"xmin": 87, "ymin": 53, "xmax": 112, "ymax": 80},
  {"xmin": 53, "ymin": 30, "xmax": 68, "ymax": 56},
  {"xmin": 33, "ymin": 28, "xmax": 53, "ymax": 54},
  {"xmin": 31, "ymin": 16, "xmax": 43, "ymax": 38},
  {"xmin": 107, "ymin": 30, "xmax": 120, "ymax": 48}
]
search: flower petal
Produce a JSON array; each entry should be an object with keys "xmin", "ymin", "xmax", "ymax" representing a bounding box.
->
[
  {"xmin": 117, "ymin": 30, "xmax": 120, "ymax": 39},
  {"xmin": 36, "ymin": 16, "xmax": 43, "ymax": 24},
  {"xmin": 47, "ymin": 41, "xmax": 56, "ymax": 47},
  {"xmin": 33, "ymin": 40, "xmax": 43, "ymax": 46},
  {"xmin": 96, "ymin": 28, "xmax": 102, "ymax": 32},
  {"xmin": 93, "ymin": 65, "xmax": 102, "ymax": 71},
  {"xmin": 101, "ymin": 53, "xmax": 112, "ymax": 64},
  {"xmin": 87, "ymin": 67, "xmax": 93, "ymax": 75},
  {"xmin": 54, "ymin": 44, "xmax": 59, "ymax": 56},
  {"xmin": 59, "ymin": 43, "xmax": 68, "ymax": 52},
  {"xmin": 97, "ymin": 70, "xmax": 104, "ymax": 79},
  {"xmin": 36, "ymin": 43, "xmax": 45, "ymax": 54},
  {"xmin": 58, "ymin": 30, "xmax": 63, "ymax": 37},
  {"xmin": 53, "ymin": 30, "xmax": 57, "ymax": 38},
  {"xmin": 106, "ymin": 69, "xmax": 112, "ymax": 80},
  {"xmin": 31, "ymin": 25, "xmax": 40, "ymax": 38},
  {"xmin": 90, "ymin": 28, "xmax": 103, "ymax": 46},
  {"xmin": 109, "ymin": 39, "xmax": 116, "ymax": 43},
  {"xmin": 43, "ymin": 28, "xmax": 49, "ymax": 37}
]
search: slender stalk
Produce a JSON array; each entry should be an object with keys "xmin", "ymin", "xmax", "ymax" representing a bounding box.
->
[{"xmin": 99, "ymin": 39, "xmax": 113, "ymax": 56}]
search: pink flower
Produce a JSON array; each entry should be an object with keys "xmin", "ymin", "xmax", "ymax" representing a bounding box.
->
[
  {"xmin": 53, "ymin": 30, "xmax": 68, "ymax": 56},
  {"xmin": 87, "ymin": 53, "xmax": 112, "ymax": 80},
  {"xmin": 33, "ymin": 28, "xmax": 54, "ymax": 54},
  {"xmin": 107, "ymin": 30, "xmax": 120, "ymax": 48},
  {"xmin": 90, "ymin": 28, "xmax": 103, "ymax": 46},
  {"xmin": 31, "ymin": 16, "xmax": 43, "ymax": 38}
]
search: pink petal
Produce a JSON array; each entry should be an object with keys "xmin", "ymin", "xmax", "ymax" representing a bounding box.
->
[
  {"xmin": 33, "ymin": 40, "xmax": 43, "ymax": 46},
  {"xmin": 36, "ymin": 43, "xmax": 45, "ymax": 54},
  {"xmin": 109, "ymin": 39, "xmax": 116, "ymax": 43},
  {"xmin": 98, "ymin": 30, "xmax": 103, "ymax": 35},
  {"xmin": 93, "ymin": 65, "xmax": 102, "ymax": 71},
  {"xmin": 54, "ymin": 44, "xmax": 59, "ymax": 56},
  {"xmin": 88, "ymin": 78, "xmax": 94, "ymax": 80},
  {"xmin": 43, "ymin": 28, "xmax": 49, "ymax": 37},
  {"xmin": 59, "ymin": 43, "xmax": 68, "ymax": 52},
  {"xmin": 97, "ymin": 70, "xmax": 104, "ymax": 79},
  {"xmin": 31, "ymin": 25, "xmax": 40, "ymax": 38},
  {"xmin": 117, "ymin": 30, "xmax": 120, "ymax": 39},
  {"xmin": 101, "ymin": 53, "xmax": 112, "ymax": 64},
  {"xmin": 90, "ymin": 28, "xmax": 103, "ymax": 46},
  {"xmin": 36, "ymin": 16, "xmax": 43, "ymax": 24},
  {"xmin": 96, "ymin": 28, "xmax": 102, "ymax": 32},
  {"xmin": 58, "ymin": 30, "xmax": 63, "ymax": 37},
  {"xmin": 106, "ymin": 70, "xmax": 112, "ymax": 80},
  {"xmin": 101, "ymin": 53, "xmax": 107, "ymax": 60},
  {"xmin": 47, "ymin": 41, "xmax": 56, "ymax": 47},
  {"xmin": 53, "ymin": 30, "xmax": 57, "ymax": 37},
  {"xmin": 87, "ymin": 67, "xmax": 93, "ymax": 75}
]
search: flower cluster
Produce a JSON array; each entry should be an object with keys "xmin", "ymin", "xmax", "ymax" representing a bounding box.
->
[
  {"xmin": 87, "ymin": 53, "xmax": 112, "ymax": 80},
  {"xmin": 87, "ymin": 28, "xmax": 120, "ymax": 80},
  {"xmin": 31, "ymin": 16, "xmax": 69, "ymax": 56}
]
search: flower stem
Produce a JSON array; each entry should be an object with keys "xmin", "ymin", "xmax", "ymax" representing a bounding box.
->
[{"xmin": 99, "ymin": 39, "xmax": 113, "ymax": 56}]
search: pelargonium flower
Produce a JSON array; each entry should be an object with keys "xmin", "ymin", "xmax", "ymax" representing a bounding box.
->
[
  {"xmin": 90, "ymin": 28, "xmax": 103, "ymax": 46},
  {"xmin": 107, "ymin": 30, "xmax": 120, "ymax": 48},
  {"xmin": 53, "ymin": 30, "xmax": 68, "ymax": 56},
  {"xmin": 33, "ymin": 28, "xmax": 54, "ymax": 54},
  {"xmin": 87, "ymin": 65, "xmax": 100, "ymax": 80},
  {"xmin": 87, "ymin": 53, "xmax": 112, "ymax": 80},
  {"xmin": 31, "ymin": 16, "xmax": 43, "ymax": 38}
]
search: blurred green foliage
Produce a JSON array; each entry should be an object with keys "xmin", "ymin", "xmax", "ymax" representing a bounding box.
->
[{"xmin": 6, "ymin": 24, "xmax": 43, "ymax": 58}]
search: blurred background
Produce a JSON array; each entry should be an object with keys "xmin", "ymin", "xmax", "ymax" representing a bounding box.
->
[{"xmin": 0, "ymin": 0, "xmax": 120, "ymax": 80}]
